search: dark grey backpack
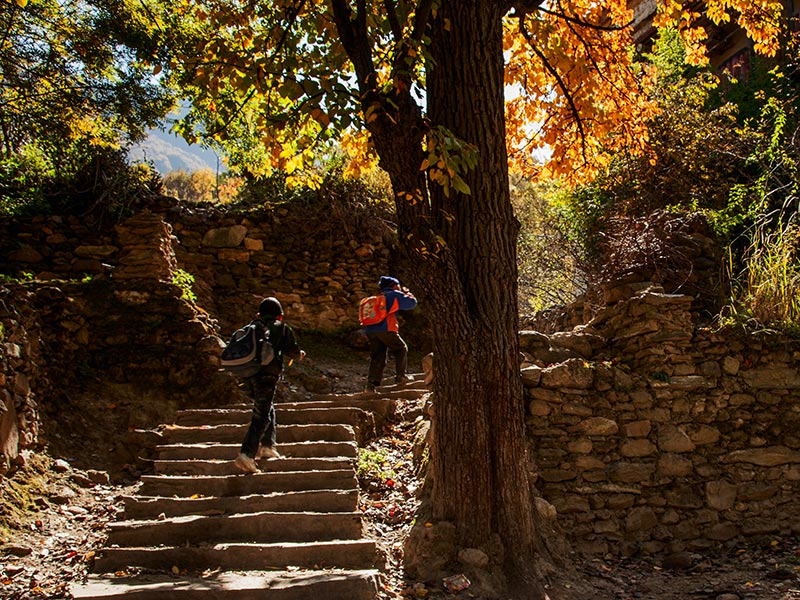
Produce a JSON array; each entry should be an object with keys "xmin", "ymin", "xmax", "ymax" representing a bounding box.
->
[{"xmin": 220, "ymin": 321, "xmax": 275, "ymax": 377}]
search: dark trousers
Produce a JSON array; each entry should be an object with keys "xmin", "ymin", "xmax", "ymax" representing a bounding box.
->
[
  {"xmin": 239, "ymin": 369, "xmax": 279, "ymax": 458},
  {"xmin": 367, "ymin": 330, "xmax": 408, "ymax": 386}
]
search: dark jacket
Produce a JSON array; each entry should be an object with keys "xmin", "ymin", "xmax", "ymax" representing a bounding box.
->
[{"xmin": 256, "ymin": 318, "xmax": 302, "ymax": 374}]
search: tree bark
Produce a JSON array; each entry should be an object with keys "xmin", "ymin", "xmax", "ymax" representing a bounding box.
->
[
  {"xmin": 421, "ymin": 4, "xmax": 546, "ymax": 596},
  {"xmin": 331, "ymin": 1, "xmax": 553, "ymax": 597}
]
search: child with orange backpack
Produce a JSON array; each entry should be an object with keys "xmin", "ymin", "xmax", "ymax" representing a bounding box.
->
[{"xmin": 360, "ymin": 276, "xmax": 417, "ymax": 391}]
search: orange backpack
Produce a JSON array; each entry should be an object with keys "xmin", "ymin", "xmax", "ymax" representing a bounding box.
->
[{"xmin": 359, "ymin": 294, "xmax": 388, "ymax": 326}]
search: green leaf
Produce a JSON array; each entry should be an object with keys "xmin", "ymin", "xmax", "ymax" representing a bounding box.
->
[{"xmin": 452, "ymin": 174, "xmax": 471, "ymax": 195}]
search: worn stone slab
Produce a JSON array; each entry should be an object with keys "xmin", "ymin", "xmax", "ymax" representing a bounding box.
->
[
  {"xmin": 163, "ymin": 423, "xmax": 356, "ymax": 445},
  {"xmin": 202, "ymin": 225, "xmax": 247, "ymax": 248},
  {"xmin": 667, "ymin": 375, "xmax": 713, "ymax": 390},
  {"xmin": 540, "ymin": 359, "xmax": 595, "ymax": 389},
  {"xmin": 174, "ymin": 407, "xmax": 372, "ymax": 427},
  {"xmin": 722, "ymin": 446, "xmax": 800, "ymax": 466},
  {"xmin": 72, "ymin": 569, "xmax": 380, "ymax": 600},
  {"xmin": 742, "ymin": 367, "xmax": 800, "ymax": 389},
  {"xmin": 94, "ymin": 540, "xmax": 380, "ymax": 573},
  {"xmin": 106, "ymin": 511, "xmax": 364, "ymax": 547},
  {"xmin": 154, "ymin": 441, "xmax": 358, "ymax": 461},
  {"xmin": 138, "ymin": 469, "xmax": 357, "ymax": 498},
  {"xmin": 122, "ymin": 490, "xmax": 359, "ymax": 520},
  {"xmin": 315, "ymin": 388, "xmax": 423, "ymax": 402},
  {"xmin": 153, "ymin": 456, "xmax": 354, "ymax": 476}
]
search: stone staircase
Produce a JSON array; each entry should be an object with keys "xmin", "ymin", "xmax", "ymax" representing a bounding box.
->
[{"xmin": 72, "ymin": 374, "xmax": 427, "ymax": 600}]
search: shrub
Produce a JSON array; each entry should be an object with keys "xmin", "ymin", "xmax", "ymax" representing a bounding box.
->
[
  {"xmin": 723, "ymin": 217, "xmax": 800, "ymax": 335},
  {"xmin": 514, "ymin": 178, "xmax": 589, "ymax": 318},
  {"xmin": 0, "ymin": 141, "xmax": 162, "ymax": 222}
]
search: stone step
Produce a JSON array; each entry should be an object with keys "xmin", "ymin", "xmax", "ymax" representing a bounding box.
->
[
  {"xmin": 163, "ymin": 423, "xmax": 356, "ymax": 445},
  {"xmin": 106, "ymin": 511, "xmax": 364, "ymax": 548},
  {"xmin": 174, "ymin": 406, "xmax": 373, "ymax": 427},
  {"xmin": 138, "ymin": 469, "xmax": 357, "ymax": 498},
  {"xmin": 153, "ymin": 456, "xmax": 354, "ymax": 476},
  {"xmin": 122, "ymin": 489, "xmax": 359, "ymax": 520},
  {"xmin": 93, "ymin": 539, "xmax": 380, "ymax": 573},
  {"xmin": 68, "ymin": 372, "xmax": 415, "ymax": 600},
  {"xmin": 221, "ymin": 397, "xmax": 398, "ymax": 412},
  {"xmin": 284, "ymin": 398, "xmax": 398, "ymax": 412},
  {"xmin": 315, "ymin": 387, "xmax": 427, "ymax": 402},
  {"xmin": 154, "ymin": 441, "xmax": 358, "ymax": 461},
  {"xmin": 72, "ymin": 569, "xmax": 380, "ymax": 600}
]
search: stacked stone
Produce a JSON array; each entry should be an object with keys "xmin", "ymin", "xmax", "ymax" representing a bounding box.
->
[
  {"xmin": 590, "ymin": 286, "xmax": 695, "ymax": 377},
  {"xmin": 1, "ymin": 197, "xmax": 396, "ymax": 334},
  {"xmin": 171, "ymin": 208, "xmax": 392, "ymax": 334},
  {"xmin": 522, "ymin": 298, "xmax": 588, "ymax": 334},
  {"xmin": 0, "ymin": 278, "xmax": 240, "ymax": 479},
  {"xmin": 0, "ymin": 214, "xmax": 118, "ymax": 280},
  {"xmin": 0, "ymin": 286, "xmax": 43, "ymax": 474},
  {"xmin": 521, "ymin": 295, "xmax": 800, "ymax": 557},
  {"xmin": 597, "ymin": 211, "xmax": 724, "ymax": 315},
  {"xmin": 522, "ymin": 211, "xmax": 725, "ymax": 335},
  {"xmin": 113, "ymin": 210, "xmax": 177, "ymax": 282}
]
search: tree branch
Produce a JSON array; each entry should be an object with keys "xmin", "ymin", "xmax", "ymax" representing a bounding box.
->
[
  {"xmin": 518, "ymin": 15, "xmax": 588, "ymax": 164},
  {"xmin": 509, "ymin": 0, "xmax": 631, "ymax": 31},
  {"xmin": 330, "ymin": 0, "xmax": 378, "ymax": 93},
  {"xmin": 383, "ymin": 0, "xmax": 402, "ymax": 40},
  {"xmin": 410, "ymin": 0, "xmax": 433, "ymax": 43},
  {"xmin": 505, "ymin": 0, "xmax": 544, "ymax": 16}
]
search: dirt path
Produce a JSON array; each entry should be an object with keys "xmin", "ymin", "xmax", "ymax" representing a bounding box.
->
[{"xmin": 1, "ymin": 338, "xmax": 798, "ymax": 599}]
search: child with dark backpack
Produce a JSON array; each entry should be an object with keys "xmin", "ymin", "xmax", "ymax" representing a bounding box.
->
[{"xmin": 227, "ymin": 297, "xmax": 305, "ymax": 474}]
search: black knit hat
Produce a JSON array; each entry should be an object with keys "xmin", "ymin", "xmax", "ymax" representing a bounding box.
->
[
  {"xmin": 379, "ymin": 275, "xmax": 400, "ymax": 290},
  {"xmin": 259, "ymin": 296, "xmax": 283, "ymax": 318}
]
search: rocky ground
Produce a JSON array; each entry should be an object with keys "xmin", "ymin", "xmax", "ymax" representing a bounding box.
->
[{"xmin": 1, "ymin": 337, "xmax": 799, "ymax": 600}]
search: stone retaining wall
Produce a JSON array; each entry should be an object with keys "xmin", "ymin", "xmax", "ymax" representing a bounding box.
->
[
  {"xmin": 0, "ymin": 277, "xmax": 241, "ymax": 476},
  {"xmin": 0, "ymin": 208, "xmax": 240, "ymax": 475},
  {"xmin": 522, "ymin": 287, "xmax": 800, "ymax": 555},
  {"xmin": 0, "ymin": 197, "xmax": 395, "ymax": 335},
  {"xmin": 0, "ymin": 199, "xmax": 401, "ymax": 476},
  {"xmin": 3, "ymin": 200, "xmax": 798, "ymax": 553},
  {"xmin": 0, "ymin": 286, "xmax": 44, "ymax": 472}
]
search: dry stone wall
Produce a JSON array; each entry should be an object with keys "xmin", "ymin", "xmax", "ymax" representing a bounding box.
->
[
  {"xmin": 171, "ymin": 205, "xmax": 394, "ymax": 335},
  {"xmin": 0, "ymin": 198, "xmax": 394, "ymax": 336},
  {"xmin": 0, "ymin": 286, "xmax": 44, "ymax": 472},
  {"xmin": 3, "ymin": 200, "xmax": 798, "ymax": 555},
  {"xmin": 0, "ymin": 208, "xmax": 241, "ymax": 476},
  {"xmin": 0, "ymin": 198, "xmax": 396, "ymax": 475},
  {"xmin": 522, "ymin": 287, "xmax": 800, "ymax": 556}
]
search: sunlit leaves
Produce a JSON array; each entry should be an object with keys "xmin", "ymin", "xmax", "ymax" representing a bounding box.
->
[
  {"xmin": 505, "ymin": 0, "xmax": 655, "ymax": 182},
  {"xmin": 655, "ymin": 0, "xmax": 786, "ymax": 62},
  {"xmin": 165, "ymin": 0, "xmax": 361, "ymax": 178},
  {"xmin": 0, "ymin": 0, "xmax": 176, "ymax": 154},
  {"xmin": 503, "ymin": 0, "xmax": 788, "ymax": 184},
  {"xmin": 164, "ymin": 0, "xmax": 789, "ymax": 192},
  {"xmin": 339, "ymin": 129, "xmax": 378, "ymax": 180},
  {"xmin": 421, "ymin": 127, "xmax": 478, "ymax": 198},
  {"xmin": 163, "ymin": 0, "xmax": 438, "ymax": 183}
]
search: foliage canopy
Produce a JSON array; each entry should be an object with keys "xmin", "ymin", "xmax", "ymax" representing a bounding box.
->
[
  {"xmin": 0, "ymin": 0, "xmax": 175, "ymax": 155},
  {"xmin": 0, "ymin": 0, "xmax": 177, "ymax": 216},
  {"xmin": 157, "ymin": 0, "xmax": 792, "ymax": 186}
]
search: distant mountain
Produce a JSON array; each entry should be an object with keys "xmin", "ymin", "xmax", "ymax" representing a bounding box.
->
[{"xmin": 129, "ymin": 128, "xmax": 225, "ymax": 176}]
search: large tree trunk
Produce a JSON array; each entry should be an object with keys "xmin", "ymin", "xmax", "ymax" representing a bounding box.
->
[
  {"xmin": 331, "ymin": 1, "xmax": 556, "ymax": 597},
  {"xmin": 420, "ymin": 2, "xmax": 548, "ymax": 597}
]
